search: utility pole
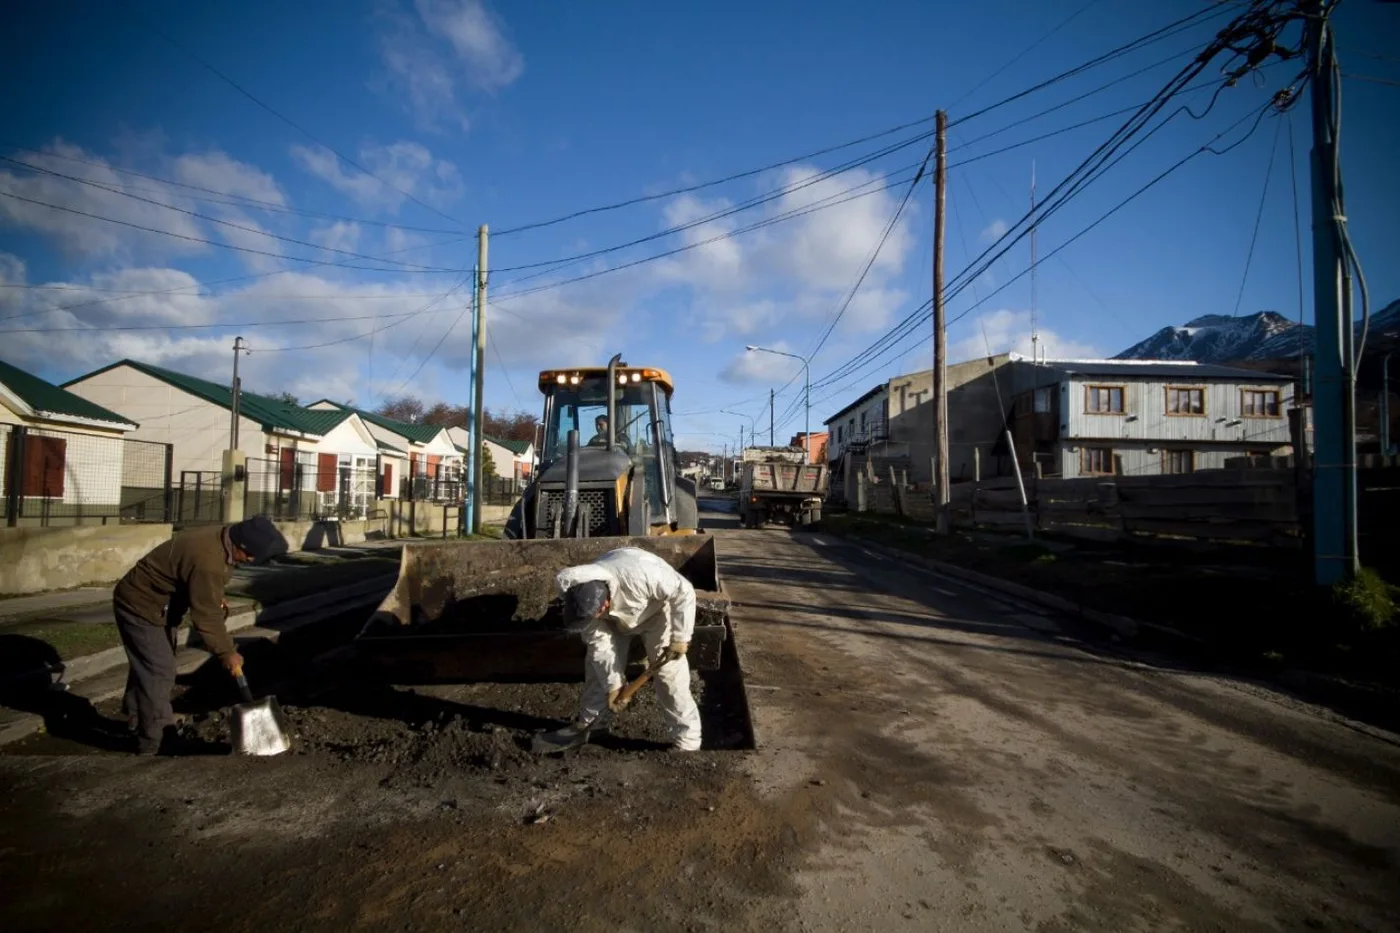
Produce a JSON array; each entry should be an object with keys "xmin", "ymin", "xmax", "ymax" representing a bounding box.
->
[
  {"xmin": 471, "ymin": 225, "xmax": 488, "ymax": 535},
  {"xmin": 770, "ymin": 388, "xmax": 775, "ymax": 447},
  {"xmin": 228, "ymin": 336, "xmax": 248, "ymax": 450},
  {"xmin": 933, "ymin": 110, "xmax": 950, "ymax": 534},
  {"xmin": 1305, "ymin": 3, "xmax": 1356, "ymax": 583},
  {"xmin": 1030, "ymin": 160, "xmax": 1039, "ymax": 364},
  {"xmin": 464, "ymin": 266, "xmax": 480, "ymax": 535}
]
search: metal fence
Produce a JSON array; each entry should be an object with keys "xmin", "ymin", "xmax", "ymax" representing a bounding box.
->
[
  {"xmin": 176, "ymin": 471, "xmax": 224, "ymax": 524},
  {"xmin": 2, "ymin": 423, "xmax": 174, "ymax": 527},
  {"xmin": 482, "ymin": 476, "xmax": 519, "ymax": 505}
]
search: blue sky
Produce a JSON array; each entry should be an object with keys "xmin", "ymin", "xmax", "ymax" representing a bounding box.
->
[{"xmin": 1, "ymin": 0, "xmax": 1396, "ymax": 452}]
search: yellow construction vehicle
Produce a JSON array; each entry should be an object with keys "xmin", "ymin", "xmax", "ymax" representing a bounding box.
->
[{"xmin": 504, "ymin": 354, "xmax": 699, "ymax": 539}]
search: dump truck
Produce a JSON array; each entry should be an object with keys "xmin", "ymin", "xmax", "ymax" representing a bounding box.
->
[
  {"xmin": 504, "ymin": 355, "xmax": 699, "ymax": 539},
  {"xmin": 738, "ymin": 446, "xmax": 829, "ymax": 529}
]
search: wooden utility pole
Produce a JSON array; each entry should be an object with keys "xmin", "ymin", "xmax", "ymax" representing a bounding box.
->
[
  {"xmin": 770, "ymin": 388, "xmax": 775, "ymax": 447},
  {"xmin": 933, "ymin": 110, "xmax": 950, "ymax": 533},
  {"xmin": 471, "ymin": 225, "xmax": 488, "ymax": 535}
]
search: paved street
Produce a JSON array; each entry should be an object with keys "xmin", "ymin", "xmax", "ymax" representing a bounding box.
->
[{"xmin": 1, "ymin": 523, "xmax": 1397, "ymax": 931}]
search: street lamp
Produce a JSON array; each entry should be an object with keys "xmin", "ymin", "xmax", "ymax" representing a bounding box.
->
[
  {"xmin": 746, "ymin": 345, "xmax": 810, "ymax": 461},
  {"xmin": 721, "ymin": 409, "xmax": 756, "ymax": 451}
]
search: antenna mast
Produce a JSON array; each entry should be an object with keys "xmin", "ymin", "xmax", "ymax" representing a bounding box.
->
[{"xmin": 1030, "ymin": 160, "xmax": 1039, "ymax": 364}]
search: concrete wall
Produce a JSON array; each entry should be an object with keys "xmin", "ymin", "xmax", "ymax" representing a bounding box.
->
[
  {"xmin": 886, "ymin": 354, "xmax": 1023, "ymax": 484},
  {"xmin": 0, "ymin": 523, "xmax": 172, "ymax": 596},
  {"xmin": 825, "ymin": 389, "xmax": 889, "ymax": 464}
]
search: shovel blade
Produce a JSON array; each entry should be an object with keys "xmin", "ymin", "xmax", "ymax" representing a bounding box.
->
[
  {"xmin": 231, "ymin": 696, "xmax": 292, "ymax": 756},
  {"xmin": 530, "ymin": 714, "xmax": 612, "ymax": 755}
]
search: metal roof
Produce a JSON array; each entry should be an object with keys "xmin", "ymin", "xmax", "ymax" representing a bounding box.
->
[
  {"xmin": 65, "ymin": 360, "xmax": 350, "ymax": 435},
  {"xmin": 1034, "ymin": 360, "xmax": 1292, "ymax": 382},
  {"xmin": 1, "ymin": 358, "xmax": 137, "ymax": 428}
]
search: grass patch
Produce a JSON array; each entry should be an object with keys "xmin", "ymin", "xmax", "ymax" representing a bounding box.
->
[
  {"xmin": 15, "ymin": 622, "xmax": 122, "ymax": 662},
  {"xmin": 1333, "ymin": 567, "xmax": 1398, "ymax": 632}
]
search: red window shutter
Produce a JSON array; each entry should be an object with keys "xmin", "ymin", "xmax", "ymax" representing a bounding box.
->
[
  {"xmin": 22, "ymin": 436, "xmax": 66, "ymax": 497},
  {"xmin": 381, "ymin": 462, "xmax": 393, "ymax": 496},
  {"xmin": 427, "ymin": 454, "xmax": 441, "ymax": 479},
  {"xmin": 279, "ymin": 448, "xmax": 295, "ymax": 487},
  {"xmin": 410, "ymin": 453, "xmax": 419, "ymax": 476},
  {"xmin": 317, "ymin": 453, "xmax": 338, "ymax": 492}
]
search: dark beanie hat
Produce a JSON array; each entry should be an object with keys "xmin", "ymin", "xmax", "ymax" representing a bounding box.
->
[
  {"xmin": 229, "ymin": 515, "xmax": 288, "ymax": 562},
  {"xmin": 564, "ymin": 580, "xmax": 610, "ymax": 630}
]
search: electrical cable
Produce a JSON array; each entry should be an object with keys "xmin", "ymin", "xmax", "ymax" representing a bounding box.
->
[
  {"xmin": 1231, "ymin": 115, "xmax": 1285, "ymax": 316},
  {"xmin": 251, "ymin": 277, "xmax": 470, "ymax": 353},
  {"xmin": 125, "ymin": 5, "xmax": 469, "ymax": 229}
]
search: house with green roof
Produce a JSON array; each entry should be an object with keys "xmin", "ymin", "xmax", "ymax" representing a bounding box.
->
[
  {"xmin": 2, "ymin": 358, "xmax": 139, "ymax": 523},
  {"xmin": 64, "ymin": 360, "xmax": 393, "ymax": 516},
  {"xmin": 307, "ymin": 400, "xmax": 463, "ymax": 500},
  {"xmin": 444, "ymin": 426, "xmax": 535, "ymax": 485}
]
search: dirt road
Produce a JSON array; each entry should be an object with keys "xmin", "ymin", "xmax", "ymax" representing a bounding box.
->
[{"xmin": 2, "ymin": 526, "xmax": 1397, "ymax": 931}]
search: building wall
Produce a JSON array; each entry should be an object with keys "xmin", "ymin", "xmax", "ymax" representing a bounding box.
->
[
  {"xmin": 886, "ymin": 354, "xmax": 1022, "ymax": 483},
  {"xmin": 1056, "ymin": 440, "xmax": 1291, "ymax": 480},
  {"xmin": 65, "ymin": 365, "xmax": 265, "ymax": 474},
  {"xmin": 1062, "ymin": 377, "xmax": 1292, "ymax": 446},
  {"xmin": 0, "ymin": 409, "xmax": 128, "ymax": 509},
  {"xmin": 824, "ymin": 389, "xmax": 889, "ymax": 464}
]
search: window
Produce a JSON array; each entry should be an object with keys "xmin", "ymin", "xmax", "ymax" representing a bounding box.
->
[
  {"xmin": 12, "ymin": 436, "xmax": 67, "ymax": 497},
  {"xmin": 1242, "ymin": 389, "xmax": 1281, "ymax": 417},
  {"xmin": 1081, "ymin": 447, "xmax": 1115, "ymax": 476},
  {"xmin": 1085, "ymin": 385, "xmax": 1124, "ymax": 414},
  {"xmin": 1162, "ymin": 449, "xmax": 1194, "ymax": 474},
  {"xmin": 316, "ymin": 453, "xmax": 338, "ymax": 492},
  {"xmin": 1033, "ymin": 387, "xmax": 1052, "ymax": 414},
  {"xmin": 1166, "ymin": 386, "xmax": 1205, "ymax": 415}
]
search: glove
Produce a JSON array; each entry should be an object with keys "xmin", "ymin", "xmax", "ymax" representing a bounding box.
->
[
  {"xmin": 660, "ymin": 642, "xmax": 689, "ymax": 664},
  {"xmin": 220, "ymin": 651, "xmax": 245, "ymax": 677},
  {"xmin": 607, "ymin": 686, "xmax": 624, "ymax": 712}
]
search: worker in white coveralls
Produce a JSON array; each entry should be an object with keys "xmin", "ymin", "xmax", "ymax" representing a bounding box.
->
[{"xmin": 555, "ymin": 547, "xmax": 702, "ymax": 751}]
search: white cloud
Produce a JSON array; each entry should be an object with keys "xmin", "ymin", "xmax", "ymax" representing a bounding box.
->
[
  {"xmin": 979, "ymin": 218, "xmax": 1008, "ymax": 242},
  {"xmin": 377, "ymin": 0, "xmax": 524, "ymax": 130},
  {"xmin": 311, "ymin": 221, "xmax": 362, "ymax": 254},
  {"xmin": 947, "ymin": 308, "xmax": 1103, "ymax": 363},
  {"xmin": 0, "ymin": 141, "xmax": 206, "ymax": 258},
  {"xmin": 172, "ymin": 151, "xmax": 286, "ymax": 205},
  {"xmin": 290, "ymin": 140, "xmax": 464, "ymax": 213},
  {"xmin": 718, "ymin": 343, "xmax": 805, "ymax": 385}
]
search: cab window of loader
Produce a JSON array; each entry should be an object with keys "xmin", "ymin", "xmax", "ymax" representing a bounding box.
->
[{"xmin": 543, "ymin": 380, "xmax": 655, "ymax": 461}]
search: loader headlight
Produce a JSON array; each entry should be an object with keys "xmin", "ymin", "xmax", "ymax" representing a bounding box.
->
[
  {"xmin": 631, "ymin": 373, "xmax": 641, "ymax": 382},
  {"xmin": 570, "ymin": 375, "xmax": 581, "ymax": 384},
  {"xmin": 556, "ymin": 374, "xmax": 567, "ymax": 384}
]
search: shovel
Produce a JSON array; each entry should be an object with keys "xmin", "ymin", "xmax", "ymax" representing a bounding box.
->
[
  {"xmin": 530, "ymin": 656, "xmax": 669, "ymax": 754},
  {"xmin": 229, "ymin": 663, "xmax": 292, "ymax": 756}
]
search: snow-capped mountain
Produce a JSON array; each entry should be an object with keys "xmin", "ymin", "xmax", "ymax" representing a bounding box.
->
[{"xmin": 1114, "ymin": 300, "xmax": 1400, "ymax": 363}]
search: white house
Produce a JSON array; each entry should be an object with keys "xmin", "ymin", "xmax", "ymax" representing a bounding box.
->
[
  {"xmin": 1010, "ymin": 359, "xmax": 1296, "ymax": 478},
  {"xmin": 308, "ymin": 401, "xmax": 463, "ymax": 500},
  {"xmin": 822, "ymin": 383, "xmax": 890, "ymax": 465},
  {"xmin": 64, "ymin": 360, "xmax": 386, "ymax": 518},
  {"xmin": 444, "ymin": 427, "xmax": 535, "ymax": 486},
  {"xmin": 1, "ymin": 357, "xmax": 138, "ymax": 525}
]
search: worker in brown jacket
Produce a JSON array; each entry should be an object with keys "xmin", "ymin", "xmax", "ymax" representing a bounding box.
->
[{"xmin": 113, "ymin": 515, "xmax": 288, "ymax": 755}]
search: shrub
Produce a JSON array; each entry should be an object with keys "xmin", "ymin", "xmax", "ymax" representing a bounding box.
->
[{"xmin": 1332, "ymin": 567, "xmax": 1398, "ymax": 632}]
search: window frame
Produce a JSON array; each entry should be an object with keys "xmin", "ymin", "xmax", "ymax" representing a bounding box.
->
[
  {"xmin": 1080, "ymin": 446, "xmax": 1116, "ymax": 476},
  {"xmin": 1240, "ymin": 388, "xmax": 1282, "ymax": 418},
  {"xmin": 1164, "ymin": 385, "xmax": 1206, "ymax": 417},
  {"xmin": 1032, "ymin": 386, "xmax": 1052, "ymax": 414},
  {"xmin": 1161, "ymin": 448, "xmax": 1195, "ymax": 474},
  {"xmin": 1083, "ymin": 384, "xmax": 1125, "ymax": 415}
]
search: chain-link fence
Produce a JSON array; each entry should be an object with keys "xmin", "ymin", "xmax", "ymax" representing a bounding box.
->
[{"xmin": 2, "ymin": 424, "xmax": 174, "ymax": 526}]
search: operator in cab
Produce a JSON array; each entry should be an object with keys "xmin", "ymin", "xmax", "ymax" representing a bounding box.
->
[
  {"xmin": 113, "ymin": 515, "xmax": 288, "ymax": 755},
  {"xmin": 587, "ymin": 414, "xmax": 629, "ymax": 451},
  {"xmin": 555, "ymin": 547, "xmax": 702, "ymax": 751}
]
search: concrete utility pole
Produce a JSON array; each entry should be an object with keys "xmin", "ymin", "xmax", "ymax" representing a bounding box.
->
[
  {"xmin": 228, "ymin": 336, "xmax": 248, "ymax": 450},
  {"xmin": 471, "ymin": 225, "xmax": 488, "ymax": 535},
  {"xmin": 933, "ymin": 110, "xmax": 950, "ymax": 534},
  {"xmin": 1304, "ymin": 4, "xmax": 1357, "ymax": 583},
  {"xmin": 464, "ymin": 266, "xmax": 480, "ymax": 535},
  {"xmin": 770, "ymin": 389, "xmax": 775, "ymax": 447}
]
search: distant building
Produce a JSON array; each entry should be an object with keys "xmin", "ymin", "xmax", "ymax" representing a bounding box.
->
[{"xmin": 788, "ymin": 431, "xmax": 828, "ymax": 464}]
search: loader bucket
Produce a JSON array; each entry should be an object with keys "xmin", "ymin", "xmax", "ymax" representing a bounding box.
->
[{"xmin": 354, "ymin": 535, "xmax": 728, "ymax": 684}]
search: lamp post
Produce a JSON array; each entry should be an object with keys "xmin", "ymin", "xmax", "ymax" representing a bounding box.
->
[
  {"xmin": 746, "ymin": 345, "xmax": 810, "ymax": 461},
  {"xmin": 721, "ymin": 410, "xmax": 756, "ymax": 452}
]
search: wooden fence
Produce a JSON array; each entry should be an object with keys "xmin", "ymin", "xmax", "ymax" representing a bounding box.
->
[{"xmin": 857, "ymin": 468, "xmax": 1301, "ymax": 547}]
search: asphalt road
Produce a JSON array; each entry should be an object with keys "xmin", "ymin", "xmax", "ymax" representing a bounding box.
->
[
  {"xmin": 725, "ymin": 526, "xmax": 1400, "ymax": 931},
  {"xmin": 1, "ymin": 523, "xmax": 1396, "ymax": 932}
]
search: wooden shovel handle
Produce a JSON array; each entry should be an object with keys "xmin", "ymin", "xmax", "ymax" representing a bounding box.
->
[{"xmin": 612, "ymin": 671, "xmax": 654, "ymax": 712}]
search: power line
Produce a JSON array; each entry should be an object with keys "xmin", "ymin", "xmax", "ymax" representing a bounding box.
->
[
  {"xmin": 489, "ymin": 335, "xmax": 524, "ymax": 408},
  {"xmin": 0, "ymin": 230, "xmax": 469, "ymax": 324},
  {"xmin": 0, "ymin": 142, "xmax": 466, "ymax": 234},
  {"xmin": 0, "ymin": 306, "xmax": 451, "ymax": 334},
  {"xmin": 252, "ymin": 278, "xmax": 470, "ymax": 353},
  {"xmin": 0, "ymin": 156, "xmax": 465, "ymax": 272},
  {"xmin": 1340, "ymin": 72, "xmax": 1400, "ymax": 88},
  {"xmin": 1287, "ymin": 109, "xmax": 1306, "ymax": 347},
  {"xmin": 948, "ymin": 0, "xmax": 1106, "ymax": 110},
  {"xmin": 125, "ymin": 5, "xmax": 469, "ymax": 229},
  {"xmin": 384, "ymin": 298, "xmax": 472, "ymax": 397},
  {"xmin": 0, "ymin": 190, "xmax": 466, "ymax": 274},
  {"xmin": 1231, "ymin": 115, "xmax": 1285, "ymax": 316},
  {"xmin": 490, "ymin": 1, "xmax": 1232, "ymax": 241}
]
